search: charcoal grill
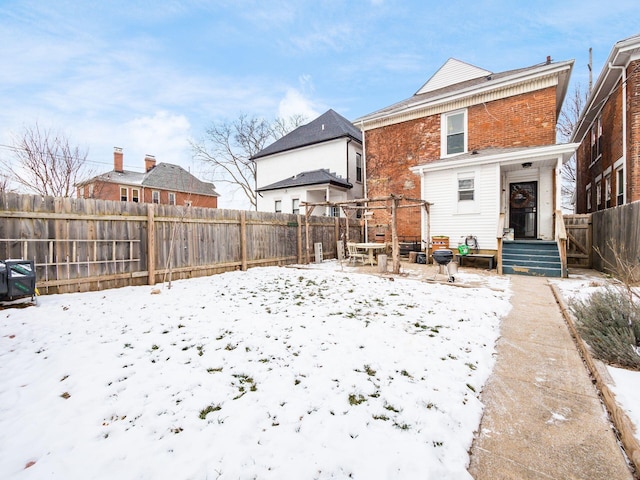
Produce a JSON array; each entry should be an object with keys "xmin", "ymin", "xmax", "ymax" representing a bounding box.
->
[{"xmin": 432, "ymin": 249, "xmax": 455, "ymax": 283}]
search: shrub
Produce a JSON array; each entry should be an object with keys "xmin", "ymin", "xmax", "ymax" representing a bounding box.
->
[{"xmin": 570, "ymin": 287, "xmax": 640, "ymax": 370}]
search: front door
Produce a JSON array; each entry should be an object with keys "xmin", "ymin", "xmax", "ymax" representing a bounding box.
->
[{"xmin": 509, "ymin": 182, "xmax": 537, "ymax": 239}]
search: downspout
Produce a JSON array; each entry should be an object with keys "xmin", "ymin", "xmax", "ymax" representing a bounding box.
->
[
  {"xmin": 345, "ymin": 138, "xmax": 352, "ymax": 184},
  {"xmin": 609, "ymin": 63, "xmax": 627, "ymax": 183},
  {"xmin": 360, "ymin": 121, "xmax": 368, "ymax": 242}
]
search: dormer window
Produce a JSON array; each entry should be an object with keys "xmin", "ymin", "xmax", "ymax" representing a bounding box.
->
[{"xmin": 442, "ymin": 110, "xmax": 467, "ymax": 156}]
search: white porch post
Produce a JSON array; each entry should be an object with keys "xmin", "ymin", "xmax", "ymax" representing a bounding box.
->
[{"xmin": 555, "ymin": 156, "xmax": 563, "ymax": 212}]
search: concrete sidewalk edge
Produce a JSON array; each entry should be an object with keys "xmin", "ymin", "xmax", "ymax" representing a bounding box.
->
[{"xmin": 550, "ymin": 282, "xmax": 640, "ymax": 475}]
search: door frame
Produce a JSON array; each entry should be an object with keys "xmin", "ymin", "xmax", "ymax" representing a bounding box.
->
[{"xmin": 509, "ymin": 181, "xmax": 538, "ymax": 239}]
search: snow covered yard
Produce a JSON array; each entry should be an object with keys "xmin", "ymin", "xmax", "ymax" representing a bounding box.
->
[
  {"xmin": 552, "ymin": 273, "xmax": 640, "ymax": 446},
  {"xmin": 0, "ymin": 263, "xmax": 511, "ymax": 479}
]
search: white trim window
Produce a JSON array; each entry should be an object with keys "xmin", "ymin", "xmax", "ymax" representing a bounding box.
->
[
  {"xmin": 442, "ymin": 110, "xmax": 467, "ymax": 157},
  {"xmin": 120, "ymin": 187, "xmax": 128, "ymax": 202},
  {"xmin": 356, "ymin": 153, "xmax": 363, "ymax": 182},
  {"xmin": 590, "ymin": 116, "xmax": 602, "ymax": 165},
  {"xmin": 168, "ymin": 192, "xmax": 176, "ymax": 206},
  {"xmin": 586, "ymin": 183, "xmax": 592, "ymax": 212},
  {"xmin": 616, "ymin": 165, "xmax": 625, "ymax": 206},
  {"xmin": 274, "ymin": 199, "xmax": 282, "ymax": 213},
  {"xmin": 458, "ymin": 175, "xmax": 474, "ymax": 201},
  {"xmin": 596, "ymin": 180, "xmax": 602, "ymax": 209},
  {"xmin": 152, "ymin": 190, "xmax": 160, "ymax": 204},
  {"xmin": 604, "ymin": 173, "xmax": 611, "ymax": 208},
  {"xmin": 132, "ymin": 188, "xmax": 140, "ymax": 203},
  {"xmin": 88, "ymin": 184, "xmax": 94, "ymax": 198},
  {"xmin": 292, "ymin": 198, "xmax": 300, "ymax": 215}
]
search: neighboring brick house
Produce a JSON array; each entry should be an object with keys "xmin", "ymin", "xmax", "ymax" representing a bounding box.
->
[
  {"xmin": 572, "ymin": 33, "xmax": 640, "ymax": 213},
  {"xmin": 354, "ymin": 58, "xmax": 578, "ymax": 276},
  {"xmin": 253, "ymin": 109, "xmax": 363, "ymax": 217},
  {"xmin": 76, "ymin": 148, "xmax": 219, "ymax": 208}
]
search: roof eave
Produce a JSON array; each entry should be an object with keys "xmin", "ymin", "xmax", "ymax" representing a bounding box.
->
[
  {"xmin": 356, "ymin": 60, "xmax": 574, "ymax": 128},
  {"xmin": 572, "ymin": 35, "xmax": 640, "ymax": 142},
  {"xmin": 410, "ymin": 143, "xmax": 579, "ymax": 174}
]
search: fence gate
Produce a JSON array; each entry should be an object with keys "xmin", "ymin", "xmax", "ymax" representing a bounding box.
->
[{"xmin": 563, "ymin": 214, "xmax": 592, "ymax": 268}]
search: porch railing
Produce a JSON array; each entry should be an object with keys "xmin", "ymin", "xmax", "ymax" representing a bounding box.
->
[
  {"xmin": 554, "ymin": 210, "xmax": 568, "ymax": 278},
  {"xmin": 496, "ymin": 213, "xmax": 505, "ymax": 275}
]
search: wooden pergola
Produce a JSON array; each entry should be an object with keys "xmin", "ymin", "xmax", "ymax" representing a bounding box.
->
[{"xmin": 301, "ymin": 194, "xmax": 431, "ymax": 274}]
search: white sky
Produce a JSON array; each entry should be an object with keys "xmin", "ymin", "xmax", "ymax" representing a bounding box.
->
[{"xmin": 0, "ymin": 0, "xmax": 638, "ymax": 208}]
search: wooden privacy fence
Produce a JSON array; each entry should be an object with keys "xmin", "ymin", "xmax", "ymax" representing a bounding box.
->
[
  {"xmin": 591, "ymin": 201, "xmax": 640, "ymax": 280},
  {"xmin": 0, "ymin": 192, "xmax": 361, "ymax": 294}
]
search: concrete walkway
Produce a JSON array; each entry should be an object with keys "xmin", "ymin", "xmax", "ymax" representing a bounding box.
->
[{"xmin": 468, "ymin": 274, "xmax": 635, "ymax": 479}]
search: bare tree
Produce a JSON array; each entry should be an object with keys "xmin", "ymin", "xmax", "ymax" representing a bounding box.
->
[
  {"xmin": 3, "ymin": 123, "xmax": 90, "ymax": 197},
  {"xmin": 191, "ymin": 114, "xmax": 306, "ymax": 210},
  {"xmin": 557, "ymin": 82, "xmax": 589, "ymax": 211}
]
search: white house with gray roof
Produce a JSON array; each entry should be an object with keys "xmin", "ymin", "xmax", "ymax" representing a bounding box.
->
[{"xmin": 253, "ymin": 109, "xmax": 363, "ymax": 216}]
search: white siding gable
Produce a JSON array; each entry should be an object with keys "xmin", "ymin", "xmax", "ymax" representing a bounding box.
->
[{"xmin": 416, "ymin": 58, "xmax": 492, "ymax": 95}]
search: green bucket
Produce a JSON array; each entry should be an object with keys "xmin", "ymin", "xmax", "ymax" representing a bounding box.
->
[{"xmin": 458, "ymin": 245, "xmax": 470, "ymax": 256}]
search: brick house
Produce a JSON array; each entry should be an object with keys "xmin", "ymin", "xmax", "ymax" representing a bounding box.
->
[
  {"xmin": 76, "ymin": 148, "xmax": 219, "ymax": 208},
  {"xmin": 253, "ymin": 109, "xmax": 363, "ymax": 216},
  {"xmin": 354, "ymin": 58, "xmax": 578, "ymax": 276},
  {"xmin": 572, "ymin": 33, "xmax": 640, "ymax": 213}
]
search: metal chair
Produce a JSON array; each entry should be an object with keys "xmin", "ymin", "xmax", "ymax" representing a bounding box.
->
[{"xmin": 346, "ymin": 243, "xmax": 367, "ymax": 265}]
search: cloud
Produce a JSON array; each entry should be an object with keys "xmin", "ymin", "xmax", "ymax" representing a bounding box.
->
[
  {"xmin": 277, "ymin": 75, "xmax": 322, "ymax": 121},
  {"xmin": 123, "ymin": 111, "xmax": 192, "ymax": 167}
]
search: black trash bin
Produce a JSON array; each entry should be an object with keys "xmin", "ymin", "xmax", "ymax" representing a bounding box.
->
[
  {"xmin": 1, "ymin": 260, "xmax": 36, "ymax": 300},
  {"xmin": 0, "ymin": 263, "xmax": 7, "ymax": 296}
]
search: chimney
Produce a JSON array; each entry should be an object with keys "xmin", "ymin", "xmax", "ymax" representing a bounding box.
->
[
  {"xmin": 114, "ymin": 147, "xmax": 123, "ymax": 172},
  {"xmin": 144, "ymin": 154, "xmax": 156, "ymax": 172},
  {"xmin": 546, "ymin": 55, "xmax": 551, "ymax": 65}
]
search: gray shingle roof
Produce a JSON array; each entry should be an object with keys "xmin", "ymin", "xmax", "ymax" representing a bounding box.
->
[
  {"xmin": 354, "ymin": 59, "xmax": 574, "ymax": 124},
  {"xmin": 256, "ymin": 169, "xmax": 352, "ymax": 192},
  {"xmin": 252, "ymin": 109, "xmax": 362, "ymax": 160},
  {"xmin": 84, "ymin": 163, "xmax": 219, "ymax": 197}
]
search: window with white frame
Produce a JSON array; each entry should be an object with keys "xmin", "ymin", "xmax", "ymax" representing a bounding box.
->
[
  {"xmin": 329, "ymin": 206, "xmax": 340, "ymax": 217},
  {"xmin": 152, "ymin": 191, "xmax": 160, "ymax": 204},
  {"xmin": 616, "ymin": 165, "xmax": 624, "ymax": 205},
  {"xmin": 120, "ymin": 187, "xmax": 128, "ymax": 202},
  {"xmin": 88, "ymin": 184, "xmax": 94, "ymax": 198},
  {"xmin": 442, "ymin": 110, "xmax": 466, "ymax": 156},
  {"xmin": 274, "ymin": 200, "xmax": 282, "ymax": 213},
  {"xmin": 590, "ymin": 116, "xmax": 602, "ymax": 164},
  {"xmin": 292, "ymin": 198, "xmax": 300, "ymax": 215},
  {"xmin": 356, "ymin": 153, "xmax": 363, "ymax": 182},
  {"xmin": 586, "ymin": 184, "xmax": 592, "ymax": 212},
  {"xmin": 458, "ymin": 175, "xmax": 474, "ymax": 201},
  {"xmin": 596, "ymin": 180, "xmax": 602, "ymax": 208},
  {"xmin": 132, "ymin": 188, "xmax": 140, "ymax": 203},
  {"xmin": 604, "ymin": 174, "xmax": 611, "ymax": 208},
  {"xmin": 168, "ymin": 192, "xmax": 176, "ymax": 205}
]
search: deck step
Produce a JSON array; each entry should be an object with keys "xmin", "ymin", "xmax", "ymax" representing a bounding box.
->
[{"xmin": 501, "ymin": 241, "xmax": 563, "ymax": 277}]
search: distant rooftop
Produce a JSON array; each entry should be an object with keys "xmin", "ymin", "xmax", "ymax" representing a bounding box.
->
[
  {"xmin": 256, "ymin": 168, "xmax": 352, "ymax": 192},
  {"xmin": 252, "ymin": 109, "xmax": 362, "ymax": 160}
]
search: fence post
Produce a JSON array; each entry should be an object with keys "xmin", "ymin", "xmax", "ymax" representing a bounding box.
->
[
  {"xmin": 334, "ymin": 217, "xmax": 339, "ymax": 258},
  {"xmin": 147, "ymin": 204, "xmax": 155, "ymax": 285},
  {"xmin": 297, "ymin": 215, "xmax": 303, "ymax": 264},
  {"xmin": 240, "ymin": 210, "xmax": 247, "ymax": 271}
]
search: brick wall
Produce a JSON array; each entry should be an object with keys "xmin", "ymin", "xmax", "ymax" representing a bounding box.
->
[
  {"xmin": 628, "ymin": 59, "xmax": 640, "ymax": 204},
  {"xmin": 365, "ymin": 87, "xmax": 558, "ymax": 239},
  {"xmin": 79, "ymin": 181, "xmax": 217, "ymax": 208},
  {"xmin": 575, "ymin": 59, "xmax": 640, "ymax": 213}
]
